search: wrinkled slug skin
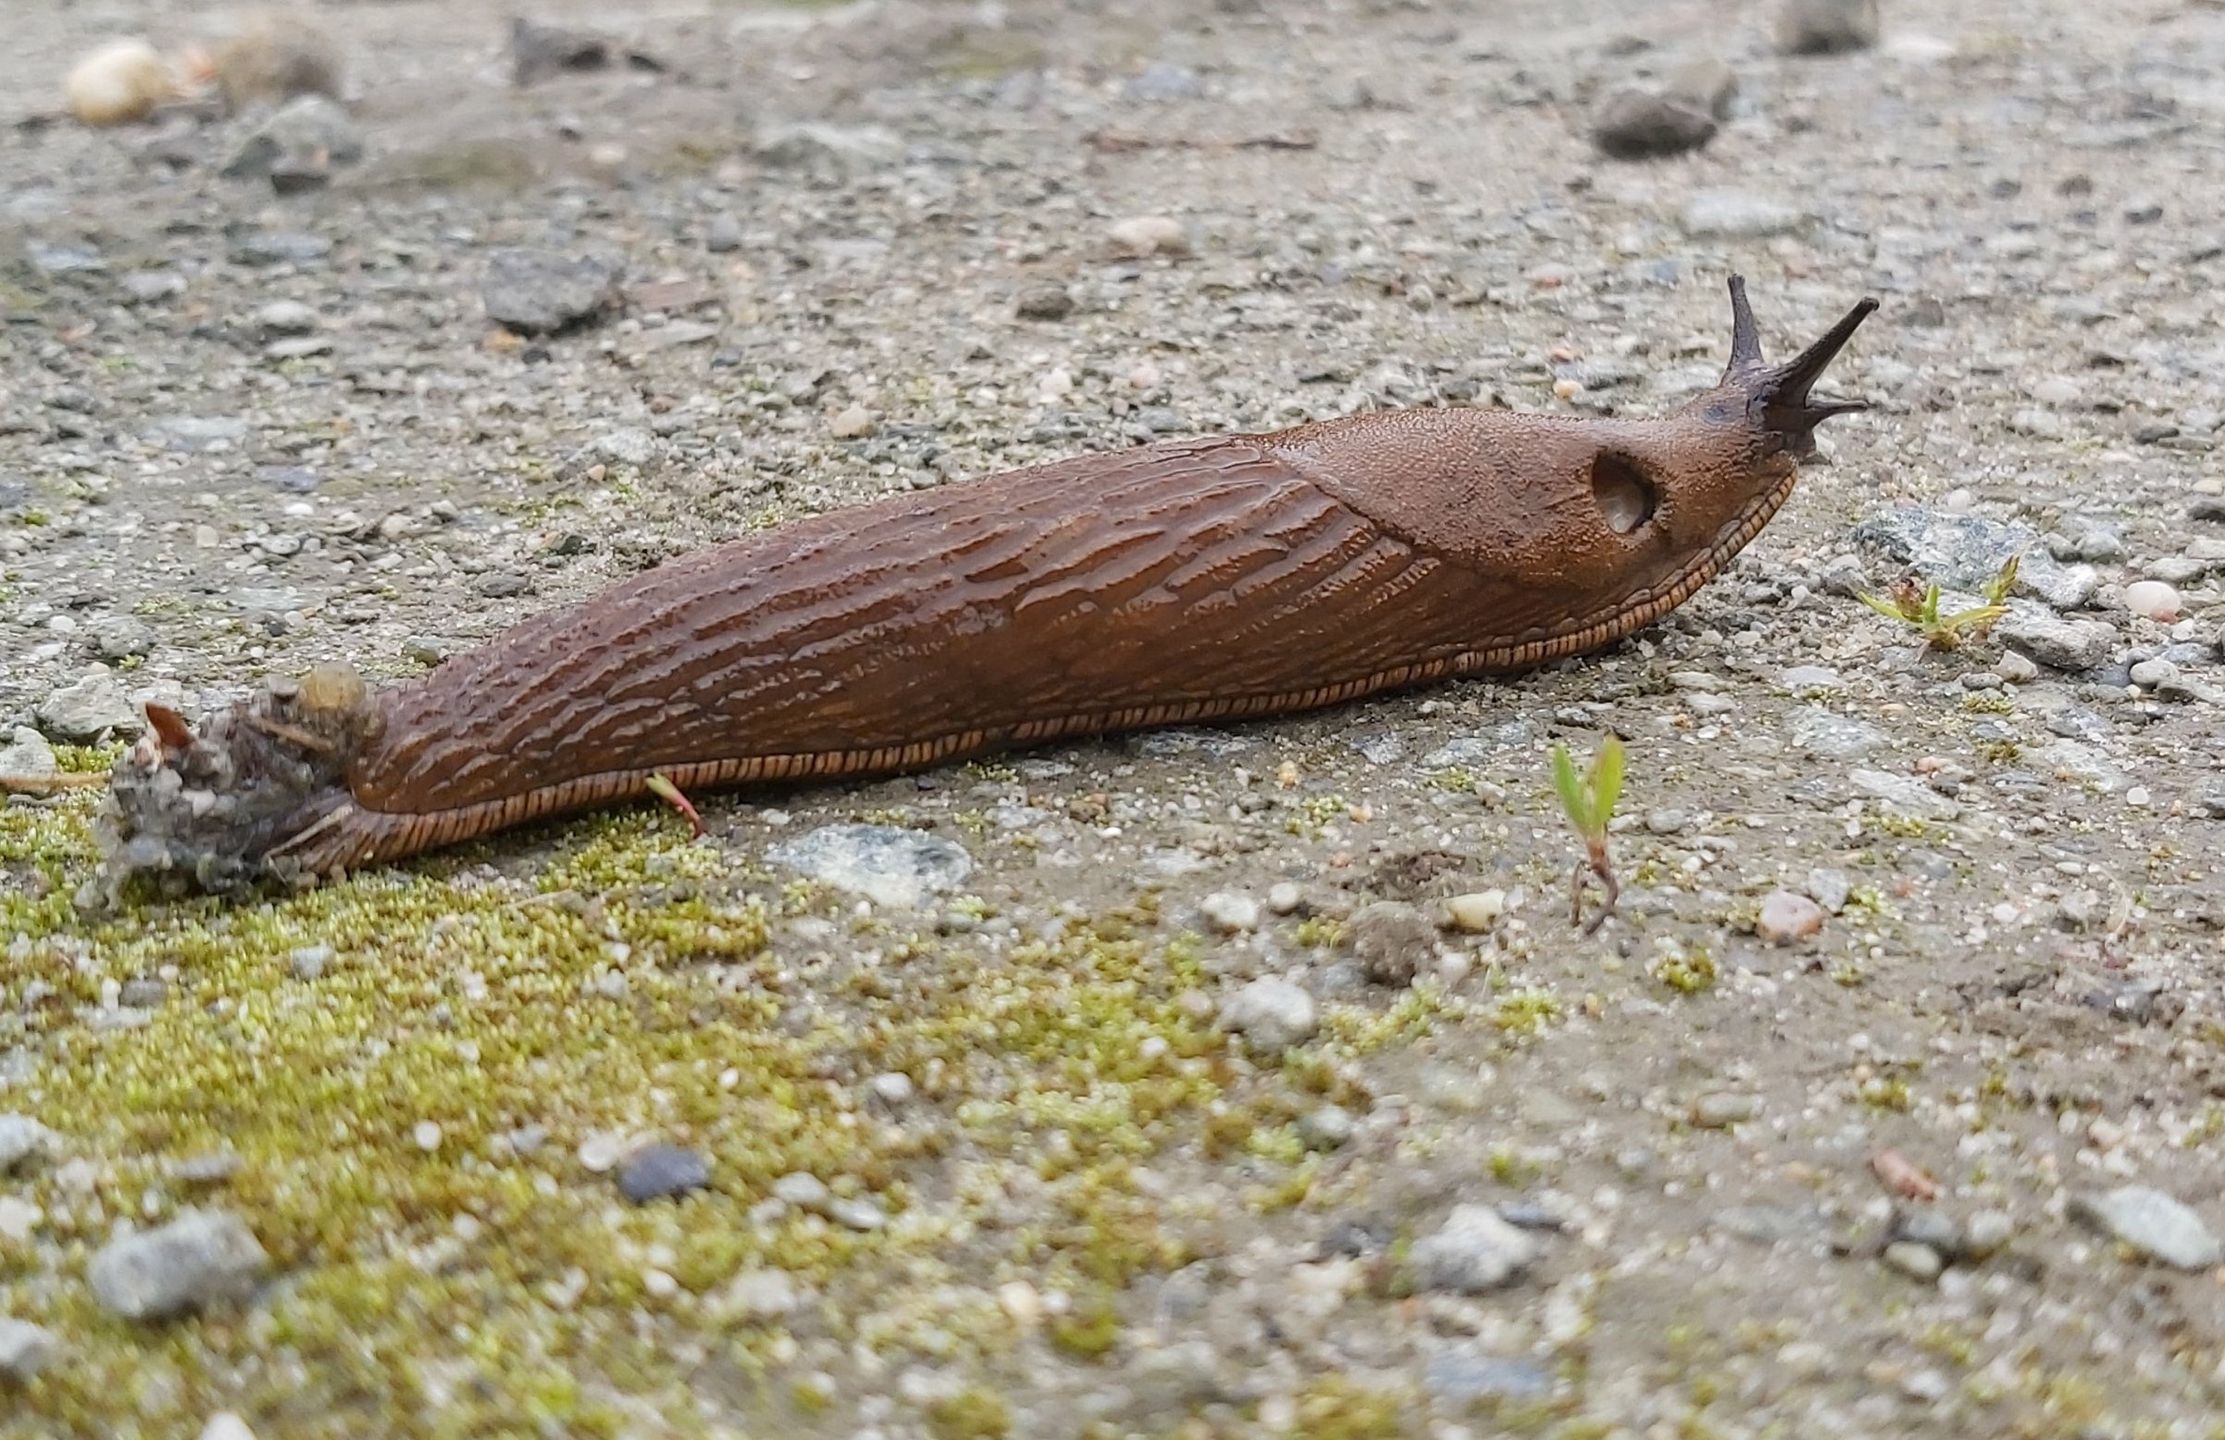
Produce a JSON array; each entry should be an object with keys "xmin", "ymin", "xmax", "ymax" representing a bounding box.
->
[{"xmin": 339, "ymin": 412, "xmax": 1754, "ymax": 866}]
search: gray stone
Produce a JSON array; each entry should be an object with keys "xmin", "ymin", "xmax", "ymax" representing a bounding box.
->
[
  {"xmin": 705, "ymin": 214, "xmax": 743, "ymax": 253},
  {"xmin": 1891, "ymin": 1208, "xmax": 1965, "ymax": 1258},
  {"xmin": 617, "ymin": 1144, "xmax": 710, "ymax": 1204},
  {"xmin": 1849, "ymin": 769, "xmax": 1960, "ymax": 820},
  {"xmin": 1412, "ymin": 1204, "xmax": 1541, "ymax": 1293},
  {"xmin": 36, "ymin": 668, "xmax": 140, "ymax": 741},
  {"xmin": 589, "ymin": 428, "xmax": 656, "ymax": 467},
  {"xmin": 1346, "ymin": 729, "xmax": 1407, "ymax": 765},
  {"xmin": 1297, "ymin": 1104, "xmax": 1356, "ymax": 1151},
  {"xmin": 287, "ymin": 945, "xmax": 332, "ymax": 980},
  {"xmin": 0, "ymin": 1116, "xmax": 53, "ymax": 1174},
  {"xmin": 228, "ymin": 231, "xmax": 332, "ymax": 265},
  {"xmin": 1679, "ymin": 189, "xmax": 1804, "ymax": 239},
  {"xmin": 0, "ymin": 728, "xmax": 58, "ymax": 782},
  {"xmin": 1712, "ymin": 1206, "xmax": 1825, "ymax": 1244},
  {"xmin": 1126, "ymin": 62, "xmax": 1203, "ymax": 101},
  {"xmin": 88, "ymin": 1210, "xmax": 269, "ymax": 1321},
  {"xmin": 145, "ymin": 416, "xmax": 250, "ymax": 453},
  {"xmin": 0, "ymin": 1318, "xmax": 61, "ymax": 1383},
  {"xmin": 767, "ymin": 824, "xmax": 973, "ymax": 909},
  {"xmin": 1216, "ymin": 977, "xmax": 1319, "ymax": 1053},
  {"xmin": 1776, "ymin": 0, "xmax": 1879, "ymax": 54},
  {"xmin": 1995, "ymin": 606, "xmax": 2117, "ymax": 673},
  {"xmin": 1424, "ymin": 1347, "xmax": 1554, "ymax": 1405},
  {"xmin": 1805, "ymin": 866, "xmax": 1852, "ymax": 913},
  {"xmin": 1787, "ymin": 705, "xmax": 1886, "ymax": 758},
  {"xmin": 119, "ymin": 269, "xmax": 187, "ymax": 303},
  {"xmin": 1778, "ymin": 665, "xmax": 1843, "ymax": 693},
  {"xmin": 754, "ymin": 122, "xmax": 903, "ymax": 172},
  {"xmin": 1015, "ymin": 283, "xmax": 1074, "ymax": 321},
  {"xmin": 253, "ymin": 301, "xmax": 318, "ymax": 338},
  {"xmin": 2070, "ymin": 1186, "xmax": 2223, "ymax": 1271},
  {"xmin": 222, "ymin": 96, "xmax": 363, "ymax": 186},
  {"xmin": 1851, "ymin": 506, "xmax": 2096, "ymax": 609},
  {"xmin": 90, "ymin": 615, "xmax": 156, "ymax": 661},
  {"xmin": 1592, "ymin": 89, "xmax": 1716, "ymax": 159},
  {"xmin": 1421, "ymin": 721, "xmax": 1536, "ymax": 768},
  {"xmin": 2129, "ymin": 658, "xmax": 2177, "ymax": 689},
  {"xmin": 481, "ymin": 249, "xmax": 621, "ymax": 336}
]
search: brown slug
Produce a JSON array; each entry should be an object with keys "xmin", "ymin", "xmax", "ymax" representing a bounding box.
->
[{"xmin": 97, "ymin": 275, "xmax": 1877, "ymax": 896}]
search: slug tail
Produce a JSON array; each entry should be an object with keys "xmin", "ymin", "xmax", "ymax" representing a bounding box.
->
[
  {"xmin": 1719, "ymin": 274, "xmax": 1880, "ymax": 458},
  {"xmin": 89, "ymin": 665, "xmax": 384, "ymax": 906}
]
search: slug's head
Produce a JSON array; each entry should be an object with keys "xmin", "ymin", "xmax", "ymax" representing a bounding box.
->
[
  {"xmin": 1711, "ymin": 273, "xmax": 1879, "ymax": 464},
  {"xmin": 89, "ymin": 664, "xmax": 384, "ymax": 905},
  {"xmin": 1587, "ymin": 276, "xmax": 1877, "ymax": 577}
]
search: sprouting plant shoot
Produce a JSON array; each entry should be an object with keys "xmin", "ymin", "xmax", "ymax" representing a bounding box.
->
[
  {"xmin": 1551, "ymin": 735, "xmax": 1625, "ymax": 934},
  {"xmin": 1856, "ymin": 553, "xmax": 2020, "ymax": 651}
]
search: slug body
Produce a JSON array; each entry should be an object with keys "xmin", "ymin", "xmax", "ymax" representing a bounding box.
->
[{"xmin": 100, "ymin": 278, "xmax": 1877, "ymax": 892}]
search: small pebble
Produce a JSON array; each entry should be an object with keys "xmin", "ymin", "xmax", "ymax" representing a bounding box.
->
[
  {"xmin": 828, "ymin": 1197, "xmax": 886, "ymax": 1231},
  {"xmin": 1108, "ymin": 215, "xmax": 1192, "ymax": 258},
  {"xmin": 1265, "ymin": 882, "xmax": 1305, "ymax": 915},
  {"xmin": 1691, "ymin": 1092, "xmax": 1759, "ymax": 1128},
  {"xmin": 1591, "ymin": 89, "xmax": 1716, "ymax": 159},
  {"xmin": 1411, "ymin": 1204, "xmax": 1541, "ymax": 1293},
  {"xmin": 413, "ymin": 1122, "xmax": 442, "ymax": 1153},
  {"xmin": 1442, "ymin": 890, "xmax": 1506, "ymax": 933},
  {"xmin": 1882, "ymin": 1241, "xmax": 1944, "ymax": 1283},
  {"xmin": 1199, "ymin": 891, "xmax": 1261, "ymax": 934},
  {"xmin": 1757, "ymin": 890, "xmax": 1826, "ymax": 944},
  {"xmin": 0, "ymin": 1318, "xmax": 61, "ymax": 1383},
  {"xmin": 2069, "ymin": 1186, "xmax": 2223, "ymax": 1271},
  {"xmin": 723, "ymin": 1267, "xmax": 800, "ymax": 1319},
  {"xmin": 618, "ymin": 1144, "xmax": 711, "ymax": 1204},
  {"xmin": 1804, "ymin": 867, "xmax": 1851, "ymax": 914},
  {"xmin": 0, "ymin": 1116, "xmax": 54, "ymax": 1175},
  {"xmin": 1297, "ymin": 1104, "xmax": 1356, "ymax": 1151},
  {"xmin": 1014, "ymin": 283, "xmax": 1075, "ymax": 320},
  {"xmin": 88, "ymin": 1210, "xmax": 269, "ymax": 1322},
  {"xmin": 287, "ymin": 945, "xmax": 332, "ymax": 980},
  {"xmin": 772, "ymin": 1172, "xmax": 833, "ymax": 1212},
  {"xmin": 827, "ymin": 404, "xmax": 878, "ymax": 440},
  {"xmin": 577, "ymin": 1133, "xmax": 628, "ymax": 1174},
  {"xmin": 1216, "ymin": 977, "xmax": 1319, "ymax": 1053},
  {"xmin": 2123, "ymin": 580, "xmax": 2184, "ymax": 622}
]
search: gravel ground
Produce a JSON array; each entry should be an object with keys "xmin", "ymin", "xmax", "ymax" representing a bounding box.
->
[{"xmin": 5, "ymin": 0, "xmax": 2225, "ymax": 1437}]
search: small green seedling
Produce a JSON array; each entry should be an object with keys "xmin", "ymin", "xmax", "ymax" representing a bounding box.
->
[
  {"xmin": 1551, "ymin": 735, "xmax": 1625, "ymax": 934},
  {"xmin": 1856, "ymin": 553, "xmax": 2020, "ymax": 651}
]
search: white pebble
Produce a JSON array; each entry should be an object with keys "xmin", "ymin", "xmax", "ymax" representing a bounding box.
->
[
  {"xmin": 1199, "ymin": 891, "xmax": 1260, "ymax": 934},
  {"xmin": 2123, "ymin": 580, "xmax": 2183, "ymax": 622},
  {"xmin": 577, "ymin": 1133, "xmax": 626, "ymax": 1173},
  {"xmin": 1107, "ymin": 215, "xmax": 1192, "ymax": 257},
  {"xmin": 413, "ymin": 1122, "xmax": 443, "ymax": 1153}
]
